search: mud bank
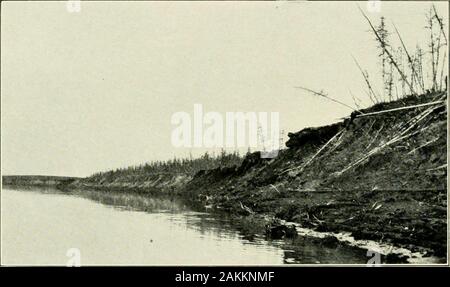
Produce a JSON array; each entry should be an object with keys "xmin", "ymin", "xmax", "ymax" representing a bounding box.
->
[{"xmin": 184, "ymin": 92, "xmax": 447, "ymax": 259}]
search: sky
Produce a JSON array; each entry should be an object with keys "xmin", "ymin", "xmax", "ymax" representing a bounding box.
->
[{"xmin": 1, "ymin": 1, "xmax": 448, "ymax": 177}]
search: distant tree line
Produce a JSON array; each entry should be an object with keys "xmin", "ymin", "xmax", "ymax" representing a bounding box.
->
[{"xmin": 88, "ymin": 150, "xmax": 243, "ymax": 179}]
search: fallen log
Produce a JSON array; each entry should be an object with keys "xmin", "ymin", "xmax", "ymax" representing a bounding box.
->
[{"xmin": 341, "ymin": 100, "xmax": 445, "ymax": 120}]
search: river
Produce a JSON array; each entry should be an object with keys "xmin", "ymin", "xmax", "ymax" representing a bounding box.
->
[{"xmin": 1, "ymin": 187, "xmax": 368, "ymax": 265}]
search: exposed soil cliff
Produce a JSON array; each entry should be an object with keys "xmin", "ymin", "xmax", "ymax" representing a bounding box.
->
[{"xmin": 184, "ymin": 92, "xmax": 447, "ymax": 258}]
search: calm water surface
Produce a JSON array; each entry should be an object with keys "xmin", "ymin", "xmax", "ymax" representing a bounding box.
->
[{"xmin": 1, "ymin": 187, "xmax": 367, "ymax": 265}]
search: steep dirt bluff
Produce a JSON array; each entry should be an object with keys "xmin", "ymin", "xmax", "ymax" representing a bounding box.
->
[{"xmin": 185, "ymin": 92, "xmax": 447, "ymax": 257}]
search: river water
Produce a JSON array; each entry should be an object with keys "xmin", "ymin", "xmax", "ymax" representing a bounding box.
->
[{"xmin": 1, "ymin": 187, "xmax": 368, "ymax": 265}]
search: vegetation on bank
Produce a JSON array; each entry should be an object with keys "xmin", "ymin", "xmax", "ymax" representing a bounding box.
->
[
  {"xmin": 2, "ymin": 5, "xmax": 447, "ymax": 260},
  {"xmin": 184, "ymin": 6, "xmax": 447, "ymax": 258},
  {"xmin": 90, "ymin": 150, "xmax": 242, "ymax": 178},
  {"xmin": 73, "ymin": 150, "xmax": 243, "ymax": 192},
  {"xmin": 185, "ymin": 91, "xmax": 447, "ymax": 258},
  {"xmin": 179, "ymin": 3, "xmax": 449, "ymax": 250},
  {"xmin": 2, "ymin": 175, "xmax": 79, "ymax": 187},
  {"xmin": 301, "ymin": 5, "xmax": 447, "ymax": 113}
]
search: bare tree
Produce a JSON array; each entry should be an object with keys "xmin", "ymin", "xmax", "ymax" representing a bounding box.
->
[
  {"xmin": 375, "ymin": 17, "xmax": 391, "ymax": 100},
  {"xmin": 359, "ymin": 6, "xmax": 417, "ymax": 97},
  {"xmin": 426, "ymin": 7, "xmax": 438, "ymax": 91},
  {"xmin": 393, "ymin": 23, "xmax": 424, "ymax": 94},
  {"xmin": 415, "ymin": 46, "xmax": 426, "ymax": 91}
]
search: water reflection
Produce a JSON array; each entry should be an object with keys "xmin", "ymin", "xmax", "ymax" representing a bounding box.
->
[
  {"xmin": 2, "ymin": 187, "xmax": 368, "ymax": 265},
  {"xmin": 73, "ymin": 189, "xmax": 269, "ymax": 247}
]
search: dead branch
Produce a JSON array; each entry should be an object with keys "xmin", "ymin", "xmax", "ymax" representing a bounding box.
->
[
  {"xmin": 239, "ymin": 201, "xmax": 254, "ymax": 215},
  {"xmin": 294, "ymin": 86, "xmax": 360, "ymax": 112},
  {"xmin": 392, "ymin": 22, "xmax": 424, "ymax": 93},
  {"xmin": 282, "ymin": 129, "xmax": 345, "ymax": 175},
  {"xmin": 407, "ymin": 137, "xmax": 439, "ymax": 154},
  {"xmin": 432, "ymin": 4, "xmax": 448, "ymax": 46},
  {"xmin": 281, "ymin": 129, "xmax": 345, "ymax": 174},
  {"xmin": 352, "ymin": 55, "xmax": 380, "ymax": 103},
  {"xmin": 359, "ymin": 6, "xmax": 418, "ymax": 97},
  {"xmin": 416, "ymin": 46, "xmax": 426, "ymax": 91},
  {"xmin": 336, "ymin": 129, "xmax": 418, "ymax": 176},
  {"xmin": 426, "ymin": 164, "xmax": 447, "ymax": 171},
  {"xmin": 365, "ymin": 123, "xmax": 384, "ymax": 150},
  {"xmin": 427, "ymin": 8, "xmax": 438, "ymax": 91},
  {"xmin": 341, "ymin": 100, "xmax": 445, "ymax": 119},
  {"xmin": 335, "ymin": 103, "xmax": 444, "ymax": 175},
  {"xmin": 270, "ymin": 184, "xmax": 281, "ymax": 193},
  {"xmin": 326, "ymin": 130, "xmax": 346, "ymax": 155},
  {"xmin": 434, "ymin": 16, "xmax": 443, "ymax": 92},
  {"xmin": 349, "ymin": 88, "xmax": 363, "ymax": 111},
  {"xmin": 439, "ymin": 51, "xmax": 447, "ymax": 91},
  {"xmin": 363, "ymin": 119, "xmax": 377, "ymax": 137}
]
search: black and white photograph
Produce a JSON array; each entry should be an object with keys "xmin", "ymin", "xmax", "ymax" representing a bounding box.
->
[{"xmin": 0, "ymin": 0, "xmax": 448, "ymax": 268}]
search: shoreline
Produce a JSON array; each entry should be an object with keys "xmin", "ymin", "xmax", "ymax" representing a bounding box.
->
[
  {"xmin": 2, "ymin": 92, "xmax": 447, "ymax": 263},
  {"xmin": 2, "ymin": 183, "xmax": 445, "ymax": 264}
]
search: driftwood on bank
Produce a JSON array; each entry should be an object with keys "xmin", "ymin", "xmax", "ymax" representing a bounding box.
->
[
  {"xmin": 294, "ymin": 86, "xmax": 361, "ymax": 113},
  {"xmin": 282, "ymin": 129, "xmax": 345, "ymax": 175},
  {"xmin": 335, "ymin": 102, "xmax": 445, "ymax": 176},
  {"xmin": 342, "ymin": 100, "xmax": 445, "ymax": 119}
]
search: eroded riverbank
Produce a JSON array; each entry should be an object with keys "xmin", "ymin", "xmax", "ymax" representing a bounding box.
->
[
  {"xmin": 3, "ymin": 185, "xmax": 445, "ymax": 264},
  {"xmin": 182, "ymin": 93, "xmax": 447, "ymax": 261},
  {"xmin": 3, "ymin": 93, "xmax": 447, "ymax": 264}
]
